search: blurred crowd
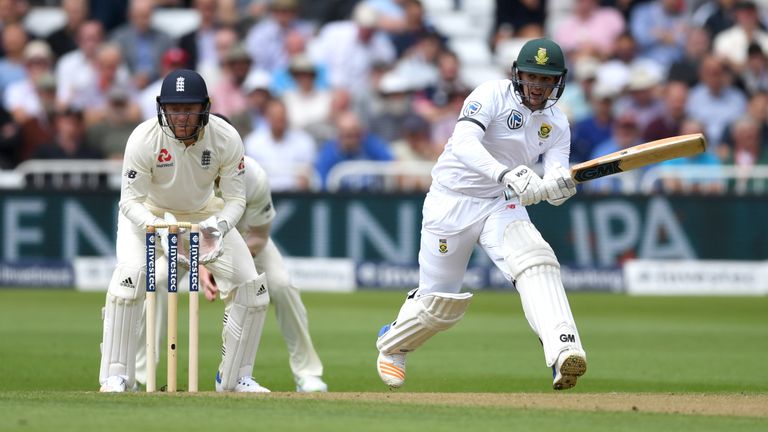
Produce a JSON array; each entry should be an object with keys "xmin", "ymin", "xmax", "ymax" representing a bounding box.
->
[{"xmin": 0, "ymin": 0, "xmax": 767, "ymax": 194}]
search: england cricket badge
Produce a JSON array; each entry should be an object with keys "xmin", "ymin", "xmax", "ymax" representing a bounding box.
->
[
  {"xmin": 201, "ymin": 150, "xmax": 211, "ymax": 167},
  {"xmin": 438, "ymin": 238, "xmax": 448, "ymax": 254},
  {"xmin": 538, "ymin": 122, "xmax": 552, "ymax": 139}
]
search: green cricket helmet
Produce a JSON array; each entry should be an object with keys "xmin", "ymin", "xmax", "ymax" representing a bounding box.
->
[{"xmin": 511, "ymin": 38, "xmax": 568, "ymax": 110}]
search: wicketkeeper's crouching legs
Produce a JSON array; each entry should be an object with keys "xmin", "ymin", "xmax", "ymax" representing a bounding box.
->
[
  {"xmin": 503, "ymin": 220, "xmax": 587, "ymax": 390},
  {"xmin": 215, "ymin": 273, "xmax": 270, "ymax": 392},
  {"xmin": 99, "ymin": 264, "xmax": 145, "ymax": 392}
]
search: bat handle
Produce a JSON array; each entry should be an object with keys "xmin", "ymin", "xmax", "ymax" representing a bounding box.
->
[{"xmin": 503, "ymin": 187, "xmax": 515, "ymax": 201}]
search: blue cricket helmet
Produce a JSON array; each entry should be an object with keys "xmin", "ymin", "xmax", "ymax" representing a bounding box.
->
[{"xmin": 156, "ymin": 69, "xmax": 211, "ymax": 140}]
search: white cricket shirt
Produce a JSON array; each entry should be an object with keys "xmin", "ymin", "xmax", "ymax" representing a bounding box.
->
[
  {"xmin": 119, "ymin": 114, "xmax": 246, "ymax": 229},
  {"xmin": 432, "ymin": 79, "xmax": 571, "ymax": 198}
]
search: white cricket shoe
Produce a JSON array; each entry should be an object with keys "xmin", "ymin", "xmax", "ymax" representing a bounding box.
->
[
  {"xmin": 377, "ymin": 352, "xmax": 406, "ymax": 389},
  {"xmin": 295, "ymin": 375, "xmax": 328, "ymax": 393},
  {"xmin": 99, "ymin": 376, "xmax": 127, "ymax": 393},
  {"xmin": 215, "ymin": 372, "xmax": 271, "ymax": 393},
  {"xmin": 552, "ymin": 349, "xmax": 587, "ymax": 390}
]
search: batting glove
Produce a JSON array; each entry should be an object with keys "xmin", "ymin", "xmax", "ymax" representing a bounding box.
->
[
  {"xmin": 500, "ymin": 165, "xmax": 547, "ymax": 206},
  {"xmin": 543, "ymin": 163, "xmax": 577, "ymax": 206},
  {"xmin": 158, "ymin": 212, "xmax": 190, "ymax": 267}
]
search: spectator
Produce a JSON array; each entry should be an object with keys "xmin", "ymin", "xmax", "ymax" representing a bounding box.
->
[
  {"xmin": 315, "ymin": 110, "xmax": 393, "ymax": 190},
  {"xmin": 570, "ymin": 81, "xmax": 617, "ymax": 164},
  {"xmin": 586, "ymin": 110, "xmax": 643, "ymax": 193},
  {"xmin": 244, "ymin": 0, "xmax": 315, "ymax": 72},
  {"xmin": 68, "ymin": 42, "xmax": 138, "ymax": 126},
  {"xmin": 735, "ymin": 42, "xmax": 768, "ymax": 95},
  {"xmin": 0, "ymin": 23, "xmax": 29, "ymax": 98},
  {"xmin": 713, "ymin": 0, "xmax": 768, "ymax": 73},
  {"xmin": 692, "ymin": 0, "xmax": 739, "ymax": 39},
  {"xmin": 281, "ymin": 54, "xmax": 333, "ymax": 139},
  {"xmin": 310, "ymin": 2, "xmax": 396, "ymax": 97},
  {"xmin": 667, "ymin": 26, "xmax": 711, "ymax": 87},
  {"xmin": 629, "ymin": 0, "xmax": 688, "ymax": 69},
  {"xmin": 391, "ymin": 113, "xmax": 437, "ymax": 161},
  {"xmin": 388, "ymin": 0, "xmax": 444, "ymax": 58},
  {"xmin": 4, "ymin": 40, "xmax": 54, "ymax": 125},
  {"xmin": 643, "ymin": 80, "xmax": 690, "ymax": 142},
  {"xmin": 210, "ymin": 43, "xmax": 253, "ymax": 118},
  {"xmin": 230, "ymin": 68, "xmax": 272, "ymax": 137},
  {"xmin": 558, "ymin": 55, "xmax": 600, "ymax": 123},
  {"xmin": 244, "ymin": 98, "xmax": 317, "ymax": 191},
  {"xmin": 368, "ymin": 70, "xmax": 415, "ymax": 143},
  {"xmin": 390, "ymin": 29, "xmax": 442, "ymax": 91},
  {"xmin": 725, "ymin": 116, "xmax": 768, "ymax": 191},
  {"xmin": 32, "ymin": 107, "xmax": 102, "ymax": 159},
  {"xmin": 138, "ymin": 47, "xmax": 189, "ymax": 120},
  {"xmin": 197, "ymin": 25, "xmax": 239, "ymax": 91},
  {"xmin": 686, "ymin": 54, "xmax": 747, "ymax": 147},
  {"xmin": 595, "ymin": 32, "xmax": 663, "ymax": 96},
  {"xmin": 45, "ymin": 0, "xmax": 89, "ymax": 60},
  {"xmin": 413, "ymin": 49, "xmax": 466, "ymax": 122},
  {"xmin": 614, "ymin": 64, "xmax": 665, "ymax": 132},
  {"xmin": 719, "ymin": 91, "xmax": 768, "ymax": 158},
  {"xmin": 429, "ymin": 84, "xmax": 470, "ymax": 147},
  {"xmin": 55, "ymin": 20, "xmax": 111, "ymax": 108},
  {"xmin": 109, "ymin": 0, "xmax": 175, "ymax": 89},
  {"xmin": 269, "ymin": 29, "xmax": 330, "ymax": 96},
  {"xmin": 177, "ymin": 0, "xmax": 222, "ymax": 71},
  {"xmin": 493, "ymin": 0, "xmax": 547, "ymax": 45},
  {"xmin": 553, "ymin": 0, "xmax": 626, "ymax": 59},
  {"xmin": 85, "ymin": 87, "xmax": 142, "ymax": 159},
  {"xmin": 88, "ymin": 0, "xmax": 129, "ymax": 33}
]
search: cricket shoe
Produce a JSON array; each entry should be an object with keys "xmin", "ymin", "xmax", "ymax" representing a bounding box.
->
[
  {"xmin": 376, "ymin": 323, "xmax": 406, "ymax": 388},
  {"xmin": 295, "ymin": 375, "xmax": 328, "ymax": 393},
  {"xmin": 552, "ymin": 349, "xmax": 587, "ymax": 390},
  {"xmin": 99, "ymin": 376, "xmax": 127, "ymax": 393},
  {"xmin": 215, "ymin": 372, "xmax": 271, "ymax": 393}
]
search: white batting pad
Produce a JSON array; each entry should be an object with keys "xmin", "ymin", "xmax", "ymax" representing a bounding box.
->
[
  {"xmin": 377, "ymin": 291, "xmax": 473, "ymax": 355},
  {"xmin": 504, "ymin": 220, "xmax": 583, "ymax": 366},
  {"xmin": 99, "ymin": 264, "xmax": 145, "ymax": 387},
  {"xmin": 217, "ymin": 273, "xmax": 270, "ymax": 391}
]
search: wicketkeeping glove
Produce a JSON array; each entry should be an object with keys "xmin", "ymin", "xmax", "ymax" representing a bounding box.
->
[
  {"xmin": 543, "ymin": 162, "xmax": 577, "ymax": 206},
  {"xmin": 500, "ymin": 165, "xmax": 547, "ymax": 206},
  {"xmin": 198, "ymin": 215, "xmax": 229, "ymax": 264}
]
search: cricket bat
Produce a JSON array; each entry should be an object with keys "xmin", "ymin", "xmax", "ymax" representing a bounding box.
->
[{"xmin": 570, "ymin": 133, "xmax": 707, "ymax": 183}]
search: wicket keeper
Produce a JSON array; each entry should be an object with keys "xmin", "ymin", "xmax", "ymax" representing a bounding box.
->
[{"xmin": 99, "ymin": 69, "xmax": 271, "ymax": 393}]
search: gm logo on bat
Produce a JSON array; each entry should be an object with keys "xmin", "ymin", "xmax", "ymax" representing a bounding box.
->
[{"xmin": 573, "ymin": 161, "xmax": 622, "ymax": 182}]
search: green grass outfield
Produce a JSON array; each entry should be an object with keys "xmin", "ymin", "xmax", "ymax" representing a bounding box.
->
[{"xmin": 0, "ymin": 289, "xmax": 766, "ymax": 431}]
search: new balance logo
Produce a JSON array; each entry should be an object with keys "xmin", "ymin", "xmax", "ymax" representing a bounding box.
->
[
  {"xmin": 120, "ymin": 278, "xmax": 134, "ymax": 288},
  {"xmin": 257, "ymin": 285, "xmax": 267, "ymax": 296}
]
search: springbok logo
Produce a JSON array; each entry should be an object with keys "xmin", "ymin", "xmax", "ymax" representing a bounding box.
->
[
  {"xmin": 538, "ymin": 123, "xmax": 552, "ymax": 139},
  {"xmin": 534, "ymin": 47, "xmax": 548, "ymax": 65}
]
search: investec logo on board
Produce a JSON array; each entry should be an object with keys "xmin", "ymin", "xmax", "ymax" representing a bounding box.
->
[
  {"xmin": 169, "ymin": 233, "xmax": 177, "ymax": 293},
  {"xmin": 190, "ymin": 233, "xmax": 199, "ymax": 291},
  {"xmin": 146, "ymin": 233, "xmax": 156, "ymax": 292}
]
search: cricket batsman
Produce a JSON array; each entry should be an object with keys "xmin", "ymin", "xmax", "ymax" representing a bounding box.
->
[
  {"xmin": 375, "ymin": 38, "xmax": 587, "ymax": 390},
  {"xmin": 99, "ymin": 69, "xmax": 270, "ymax": 392},
  {"xmin": 135, "ymin": 154, "xmax": 328, "ymax": 393}
]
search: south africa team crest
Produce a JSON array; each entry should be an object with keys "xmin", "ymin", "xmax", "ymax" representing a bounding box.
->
[
  {"xmin": 438, "ymin": 239, "xmax": 448, "ymax": 254},
  {"xmin": 538, "ymin": 122, "xmax": 552, "ymax": 139},
  {"xmin": 507, "ymin": 110, "xmax": 523, "ymax": 129}
]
